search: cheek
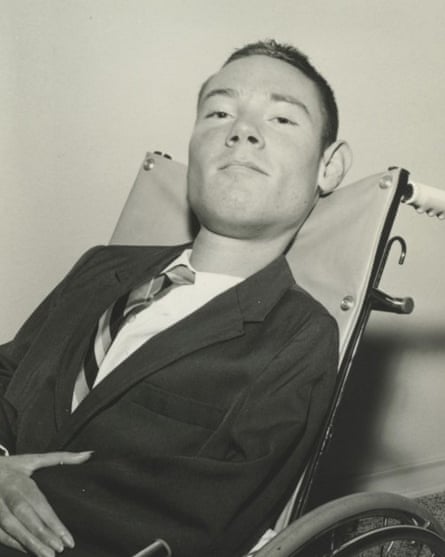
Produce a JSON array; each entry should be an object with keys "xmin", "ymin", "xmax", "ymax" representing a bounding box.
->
[
  {"xmin": 189, "ymin": 126, "xmax": 223, "ymax": 158},
  {"xmin": 188, "ymin": 135, "xmax": 205, "ymax": 172},
  {"xmin": 278, "ymin": 152, "xmax": 321, "ymax": 200},
  {"xmin": 273, "ymin": 158, "xmax": 320, "ymax": 218},
  {"xmin": 188, "ymin": 142, "xmax": 213, "ymax": 198}
]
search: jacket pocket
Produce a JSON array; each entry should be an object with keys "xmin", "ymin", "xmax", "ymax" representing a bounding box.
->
[{"xmin": 126, "ymin": 381, "xmax": 224, "ymax": 431}]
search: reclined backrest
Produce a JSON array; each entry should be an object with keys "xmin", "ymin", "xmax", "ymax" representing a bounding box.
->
[{"xmin": 111, "ymin": 152, "xmax": 404, "ymax": 363}]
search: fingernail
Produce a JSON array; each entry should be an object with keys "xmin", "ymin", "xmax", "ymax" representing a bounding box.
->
[
  {"xmin": 61, "ymin": 533, "xmax": 75, "ymax": 548},
  {"xmin": 42, "ymin": 548, "xmax": 55, "ymax": 557},
  {"xmin": 50, "ymin": 540, "xmax": 64, "ymax": 553}
]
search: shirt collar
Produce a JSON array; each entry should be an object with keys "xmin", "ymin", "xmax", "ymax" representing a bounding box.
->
[{"xmin": 164, "ymin": 249, "xmax": 244, "ymax": 283}]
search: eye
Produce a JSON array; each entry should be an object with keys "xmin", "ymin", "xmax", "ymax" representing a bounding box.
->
[
  {"xmin": 206, "ymin": 111, "xmax": 230, "ymax": 119},
  {"xmin": 273, "ymin": 116, "xmax": 297, "ymax": 126}
]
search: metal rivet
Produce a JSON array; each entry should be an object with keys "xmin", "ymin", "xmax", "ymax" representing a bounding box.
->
[
  {"xmin": 379, "ymin": 175, "xmax": 393, "ymax": 189},
  {"xmin": 143, "ymin": 157, "xmax": 155, "ymax": 171},
  {"xmin": 340, "ymin": 295, "xmax": 355, "ymax": 311}
]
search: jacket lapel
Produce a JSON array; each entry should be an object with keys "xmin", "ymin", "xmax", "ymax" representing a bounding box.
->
[
  {"xmin": 48, "ymin": 253, "xmax": 295, "ymax": 450},
  {"xmin": 52, "ymin": 245, "xmax": 188, "ymax": 429}
]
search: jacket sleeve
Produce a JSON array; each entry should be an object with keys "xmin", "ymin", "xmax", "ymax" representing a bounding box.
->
[{"xmin": 0, "ymin": 247, "xmax": 103, "ymax": 452}]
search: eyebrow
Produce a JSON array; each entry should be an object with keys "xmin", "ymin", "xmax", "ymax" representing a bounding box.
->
[
  {"xmin": 201, "ymin": 87, "xmax": 311, "ymax": 118},
  {"xmin": 201, "ymin": 87, "xmax": 238, "ymax": 103},
  {"xmin": 270, "ymin": 92, "xmax": 311, "ymax": 118}
]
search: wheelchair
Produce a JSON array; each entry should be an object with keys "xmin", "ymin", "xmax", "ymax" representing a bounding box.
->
[{"xmin": 111, "ymin": 153, "xmax": 445, "ymax": 557}]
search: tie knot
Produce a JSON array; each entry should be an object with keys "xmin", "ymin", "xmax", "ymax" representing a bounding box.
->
[
  {"xmin": 123, "ymin": 263, "xmax": 195, "ymax": 318},
  {"xmin": 163, "ymin": 264, "xmax": 196, "ymax": 286}
]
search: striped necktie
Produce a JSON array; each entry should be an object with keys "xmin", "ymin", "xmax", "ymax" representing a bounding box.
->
[{"xmin": 82, "ymin": 264, "xmax": 195, "ymax": 391}]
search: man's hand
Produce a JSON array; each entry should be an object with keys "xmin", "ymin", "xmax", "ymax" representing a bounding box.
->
[{"xmin": 0, "ymin": 451, "xmax": 93, "ymax": 557}]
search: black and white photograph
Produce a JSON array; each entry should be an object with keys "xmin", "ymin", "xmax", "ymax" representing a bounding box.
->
[{"xmin": 1, "ymin": 1, "xmax": 445, "ymax": 556}]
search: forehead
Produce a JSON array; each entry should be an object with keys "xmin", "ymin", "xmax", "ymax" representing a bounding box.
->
[{"xmin": 201, "ymin": 55, "xmax": 323, "ymax": 118}]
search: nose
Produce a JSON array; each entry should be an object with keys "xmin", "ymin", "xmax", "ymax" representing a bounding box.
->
[{"xmin": 225, "ymin": 118, "xmax": 264, "ymax": 149}]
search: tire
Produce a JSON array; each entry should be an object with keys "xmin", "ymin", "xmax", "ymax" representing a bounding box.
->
[{"xmin": 254, "ymin": 492, "xmax": 445, "ymax": 557}]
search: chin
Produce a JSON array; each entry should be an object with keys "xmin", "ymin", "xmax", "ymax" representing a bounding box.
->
[{"xmin": 200, "ymin": 211, "xmax": 266, "ymax": 240}]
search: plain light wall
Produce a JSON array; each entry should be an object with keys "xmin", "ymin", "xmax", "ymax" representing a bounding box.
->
[{"xmin": 1, "ymin": 0, "xmax": 445, "ymax": 494}]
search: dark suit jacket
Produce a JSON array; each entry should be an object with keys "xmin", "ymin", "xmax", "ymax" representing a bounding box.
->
[{"xmin": 0, "ymin": 244, "xmax": 338, "ymax": 557}]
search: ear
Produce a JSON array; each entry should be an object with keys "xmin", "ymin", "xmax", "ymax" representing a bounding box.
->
[{"xmin": 317, "ymin": 140, "xmax": 353, "ymax": 195}]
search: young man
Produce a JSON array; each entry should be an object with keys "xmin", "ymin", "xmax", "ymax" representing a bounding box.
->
[{"xmin": 0, "ymin": 40, "xmax": 351, "ymax": 557}]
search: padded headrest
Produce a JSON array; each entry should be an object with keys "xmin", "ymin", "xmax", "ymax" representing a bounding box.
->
[{"xmin": 111, "ymin": 153, "xmax": 402, "ymax": 361}]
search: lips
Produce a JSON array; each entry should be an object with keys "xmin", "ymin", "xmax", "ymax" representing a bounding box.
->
[{"xmin": 220, "ymin": 160, "xmax": 268, "ymax": 175}]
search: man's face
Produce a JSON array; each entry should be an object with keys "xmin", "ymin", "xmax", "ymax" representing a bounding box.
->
[{"xmin": 187, "ymin": 55, "xmax": 326, "ymax": 242}]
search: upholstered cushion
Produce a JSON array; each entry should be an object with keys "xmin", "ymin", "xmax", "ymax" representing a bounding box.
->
[{"xmin": 111, "ymin": 152, "xmax": 401, "ymax": 361}]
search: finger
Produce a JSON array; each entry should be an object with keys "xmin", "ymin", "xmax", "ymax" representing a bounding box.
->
[
  {"xmin": 12, "ymin": 451, "xmax": 93, "ymax": 474},
  {"xmin": 0, "ymin": 458, "xmax": 76, "ymax": 549},
  {"xmin": 0, "ymin": 524, "xmax": 26, "ymax": 553},
  {"xmin": 0, "ymin": 505, "xmax": 56, "ymax": 557},
  {"xmin": 12, "ymin": 498, "xmax": 66, "ymax": 553},
  {"xmin": 33, "ymin": 451, "xmax": 93, "ymax": 469},
  {"xmin": 25, "ymin": 484, "xmax": 75, "ymax": 549}
]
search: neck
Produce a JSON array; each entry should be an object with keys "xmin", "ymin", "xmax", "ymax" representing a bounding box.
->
[{"xmin": 190, "ymin": 226, "xmax": 295, "ymax": 277}]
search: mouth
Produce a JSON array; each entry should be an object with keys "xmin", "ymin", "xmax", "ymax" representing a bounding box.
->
[{"xmin": 219, "ymin": 160, "xmax": 269, "ymax": 176}]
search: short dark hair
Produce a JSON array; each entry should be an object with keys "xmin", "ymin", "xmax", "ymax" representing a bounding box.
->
[{"xmin": 200, "ymin": 39, "xmax": 339, "ymax": 151}]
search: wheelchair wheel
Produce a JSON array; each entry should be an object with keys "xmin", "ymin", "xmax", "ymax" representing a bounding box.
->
[{"xmin": 255, "ymin": 491, "xmax": 445, "ymax": 556}]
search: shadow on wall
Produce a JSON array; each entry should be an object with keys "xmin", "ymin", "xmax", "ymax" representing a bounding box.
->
[{"xmin": 308, "ymin": 328, "xmax": 445, "ymax": 507}]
